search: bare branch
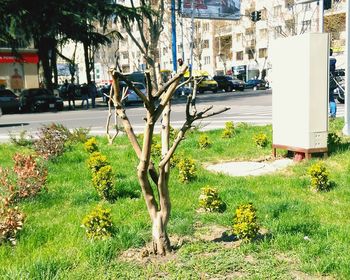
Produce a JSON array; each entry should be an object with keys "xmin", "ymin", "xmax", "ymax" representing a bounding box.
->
[
  {"xmin": 111, "ymin": 70, "xmax": 150, "ymax": 108},
  {"xmin": 155, "ymin": 66, "xmax": 188, "ymax": 98},
  {"xmin": 195, "ymin": 107, "xmax": 230, "ymax": 121}
]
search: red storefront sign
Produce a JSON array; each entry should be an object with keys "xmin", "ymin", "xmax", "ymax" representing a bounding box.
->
[{"xmin": 0, "ymin": 52, "xmax": 39, "ymax": 64}]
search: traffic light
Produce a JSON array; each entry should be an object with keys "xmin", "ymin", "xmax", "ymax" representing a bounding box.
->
[
  {"xmin": 256, "ymin": 11, "xmax": 261, "ymax": 21},
  {"xmin": 250, "ymin": 11, "xmax": 262, "ymax": 22},
  {"xmin": 324, "ymin": 0, "xmax": 332, "ymax": 10},
  {"xmin": 250, "ymin": 11, "xmax": 256, "ymax": 22}
]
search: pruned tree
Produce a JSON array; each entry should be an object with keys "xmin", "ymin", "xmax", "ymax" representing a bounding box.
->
[{"xmin": 108, "ymin": 0, "xmax": 230, "ymax": 256}]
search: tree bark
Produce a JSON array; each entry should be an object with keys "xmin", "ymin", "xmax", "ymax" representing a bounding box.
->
[{"xmin": 152, "ymin": 212, "xmax": 171, "ymax": 255}]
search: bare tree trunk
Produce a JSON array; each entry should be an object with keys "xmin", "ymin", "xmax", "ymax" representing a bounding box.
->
[{"xmin": 152, "ymin": 212, "xmax": 171, "ymax": 255}]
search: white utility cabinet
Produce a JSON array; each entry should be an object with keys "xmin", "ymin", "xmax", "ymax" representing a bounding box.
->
[{"xmin": 270, "ymin": 33, "xmax": 329, "ymax": 158}]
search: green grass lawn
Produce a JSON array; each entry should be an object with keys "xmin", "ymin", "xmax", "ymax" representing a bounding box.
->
[{"xmin": 1, "ymin": 119, "xmax": 350, "ymax": 279}]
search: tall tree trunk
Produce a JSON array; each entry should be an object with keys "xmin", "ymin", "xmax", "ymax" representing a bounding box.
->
[
  {"xmin": 152, "ymin": 212, "xmax": 170, "ymax": 255},
  {"xmin": 52, "ymin": 49, "xmax": 58, "ymax": 86},
  {"xmin": 83, "ymin": 41, "xmax": 91, "ymax": 83}
]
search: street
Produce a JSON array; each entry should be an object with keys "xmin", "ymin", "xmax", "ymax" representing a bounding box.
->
[{"xmin": 0, "ymin": 89, "xmax": 344, "ymax": 142}]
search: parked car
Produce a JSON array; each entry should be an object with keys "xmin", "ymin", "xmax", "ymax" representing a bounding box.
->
[
  {"xmin": 184, "ymin": 70, "xmax": 218, "ymax": 94},
  {"xmin": 121, "ymin": 82, "xmax": 146, "ymax": 105},
  {"xmin": 19, "ymin": 88, "xmax": 64, "ymax": 112},
  {"xmin": 0, "ymin": 89, "xmax": 20, "ymax": 114},
  {"xmin": 244, "ymin": 79, "xmax": 267, "ymax": 90},
  {"xmin": 213, "ymin": 75, "xmax": 245, "ymax": 92}
]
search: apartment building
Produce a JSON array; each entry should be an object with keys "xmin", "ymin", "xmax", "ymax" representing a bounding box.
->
[{"xmin": 93, "ymin": 0, "xmax": 347, "ymax": 83}]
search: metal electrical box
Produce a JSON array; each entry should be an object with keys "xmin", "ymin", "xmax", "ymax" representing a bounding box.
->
[{"xmin": 270, "ymin": 33, "xmax": 329, "ymax": 158}]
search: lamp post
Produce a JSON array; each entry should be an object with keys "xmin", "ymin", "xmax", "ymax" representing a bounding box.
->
[{"xmin": 342, "ymin": 0, "xmax": 350, "ymax": 135}]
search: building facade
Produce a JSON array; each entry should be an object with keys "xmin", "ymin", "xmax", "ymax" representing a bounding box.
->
[{"xmin": 92, "ymin": 0, "xmax": 347, "ymax": 83}]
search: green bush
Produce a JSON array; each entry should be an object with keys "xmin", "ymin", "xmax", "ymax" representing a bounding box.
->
[
  {"xmin": 34, "ymin": 123, "xmax": 71, "ymax": 160},
  {"xmin": 253, "ymin": 133, "xmax": 268, "ymax": 148},
  {"xmin": 84, "ymin": 137, "xmax": 99, "ymax": 153},
  {"xmin": 328, "ymin": 132, "xmax": 341, "ymax": 147},
  {"xmin": 233, "ymin": 203, "xmax": 259, "ymax": 241},
  {"xmin": 221, "ymin": 121, "xmax": 235, "ymax": 138},
  {"xmin": 82, "ymin": 205, "xmax": 114, "ymax": 240},
  {"xmin": 92, "ymin": 165, "xmax": 115, "ymax": 200},
  {"xmin": 0, "ymin": 206, "xmax": 25, "ymax": 245},
  {"xmin": 151, "ymin": 142, "xmax": 162, "ymax": 160},
  {"xmin": 307, "ymin": 162, "xmax": 333, "ymax": 191},
  {"xmin": 87, "ymin": 152, "xmax": 109, "ymax": 173},
  {"xmin": 198, "ymin": 134, "xmax": 211, "ymax": 149},
  {"xmin": 70, "ymin": 128, "xmax": 90, "ymax": 143},
  {"xmin": 198, "ymin": 186, "xmax": 226, "ymax": 212},
  {"xmin": 177, "ymin": 157, "xmax": 196, "ymax": 183}
]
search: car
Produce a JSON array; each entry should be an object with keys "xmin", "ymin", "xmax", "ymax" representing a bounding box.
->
[
  {"xmin": 0, "ymin": 89, "xmax": 20, "ymax": 114},
  {"xmin": 19, "ymin": 88, "xmax": 64, "ymax": 112},
  {"xmin": 213, "ymin": 75, "xmax": 245, "ymax": 92},
  {"xmin": 244, "ymin": 79, "xmax": 267, "ymax": 90},
  {"xmin": 174, "ymin": 86, "xmax": 193, "ymax": 97},
  {"xmin": 184, "ymin": 70, "xmax": 219, "ymax": 94},
  {"xmin": 121, "ymin": 82, "xmax": 146, "ymax": 105}
]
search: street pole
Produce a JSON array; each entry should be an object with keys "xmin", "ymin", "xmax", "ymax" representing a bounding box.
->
[
  {"xmin": 171, "ymin": 0, "xmax": 177, "ymax": 72},
  {"xmin": 342, "ymin": 0, "xmax": 350, "ymax": 135},
  {"xmin": 189, "ymin": 0, "xmax": 194, "ymax": 77},
  {"xmin": 319, "ymin": 0, "xmax": 324, "ymax": 32}
]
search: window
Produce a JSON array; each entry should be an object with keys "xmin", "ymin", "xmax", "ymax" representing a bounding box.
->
[
  {"xmin": 204, "ymin": 56, "xmax": 210, "ymax": 65},
  {"xmin": 261, "ymin": 8, "xmax": 267, "ymax": 20},
  {"xmin": 273, "ymin": 5, "xmax": 282, "ymax": 17},
  {"xmin": 202, "ymin": 23, "xmax": 209, "ymax": 32},
  {"xmin": 274, "ymin": 26, "xmax": 282, "ymax": 38},
  {"xmin": 202, "ymin": 40, "xmax": 209, "ymax": 49},
  {"xmin": 303, "ymin": 3, "xmax": 311, "ymax": 11},
  {"xmin": 236, "ymin": 51, "xmax": 243, "ymax": 61},
  {"xmin": 259, "ymin": 48, "xmax": 268, "ymax": 58},
  {"xmin": 236, "ymin": 33, "xmax": 242, "ymax": 42},
  {"xmin": 285, "ymin": 19, "xmax": 295, "ymax": 34},
  {"xmin": 259, "ymin": 29, "xmax": 268, "ymax": 39},
  {"xmin": 247, "ymin": 49, "xmax": 255, "ymax": 60},
  {"xmin": 302, "ymin": 20, "xmax": 312, "ymax": 32}
]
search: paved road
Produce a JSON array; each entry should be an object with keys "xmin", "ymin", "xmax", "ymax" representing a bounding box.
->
[{"xmin": 0, "ymin": 89, "xmax": 344, "ymax": 142}]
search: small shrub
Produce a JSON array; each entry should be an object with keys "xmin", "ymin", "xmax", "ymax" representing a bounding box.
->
[
  {"xmin": 151, "ymin": 142, "xmax": 162, "ymax": 160},
  {"xmin": 9, "ymin": 130, "xmax": 33, "ymax": 147},
  {"xmin": 170, "ymin": 152, "xmax": 182, "ymax": 168},
  {"xmin": 233, "ymin": 203, "xmax": 259, "ymax": 241},
  {"xmin": 34, "ymin": 123, "xmax": 71, "ymax": 159},
  {"xmin": 253, "ymin": 133, "xmax": 268, "ymax": 148},
  {"xmin": 84, "ymin": 137, "xmax": 99, "ymax": 153},
  {"xmin": 198, "ymin": 134, "xmax": 211, "ymax": 149},
  {"xmin": 92, "ymin": 165, "xmax": 115, "ymax": 200},
  {"xmin": 0, "ymin": 207, "xmax": 25, "ymax": 245},
  {"xmin": 222, "ymin": 121, "xmax": 235, "ymax": 138},
  {"xmin": 87, "ymin": 152, "xmax": 109, "ymax": 173},
  {"xmin": 198, "ymin": 187, "xmax": 226, "ymax": 212},
  {"xmin": 13, "ymin": 153, "xmax": 47, "ymax": 200},
  {"xmin": 328, "ymin": 132, "xmax": 341, "ymax": 147},
  {"xmin": 177, "ymin": 157, "xmax": 196, "ymax": 183},
  {"xmin": 82, "ymin": 205, "xmax": 114, "ymax": 240},
  {"xmin": 0, "ymin": 154, "xmax": 47, "ymax": 204},
  {"xmin": 236, "ymin": 122, "xmax": 249, "ymax": 129},
  {"xmin": 70, "ymin": 128, "xmax": 90, "ymax": 143},
  {"xmin": 307, "ymin": 162, "xmax": 333, "ymax": 191}
]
